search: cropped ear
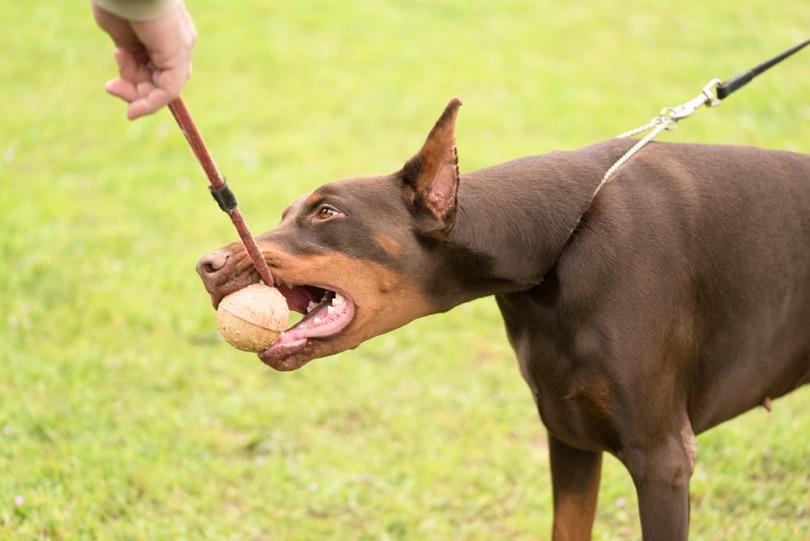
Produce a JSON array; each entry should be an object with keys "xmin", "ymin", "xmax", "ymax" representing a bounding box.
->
[{"xmin": 401, "ymin": 98, "xmax": 462, "ymax": 235}]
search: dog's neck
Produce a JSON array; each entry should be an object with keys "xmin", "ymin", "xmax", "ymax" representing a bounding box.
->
[{"xmin": 444, "ymin": 149, "xmax": 619, "ymax": 298}]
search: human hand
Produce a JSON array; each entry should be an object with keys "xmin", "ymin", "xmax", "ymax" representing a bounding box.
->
[{"xmin": 92, "ymin": 1, "xmax": 197, "ymax": 120}]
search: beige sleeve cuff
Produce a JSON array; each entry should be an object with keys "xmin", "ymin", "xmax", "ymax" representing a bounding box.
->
[{"xmin": 93, "ymin": 0, "xmax": 182, "ymax": 22}]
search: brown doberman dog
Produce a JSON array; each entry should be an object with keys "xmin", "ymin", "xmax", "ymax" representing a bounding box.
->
[{"xmin": 196, "ymin": 99, "xmax": 810, "ymax": 539}]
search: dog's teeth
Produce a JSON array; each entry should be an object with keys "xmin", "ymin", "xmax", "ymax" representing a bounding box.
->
[
  {"xmin": 306, "ymin": 301, "xmax": 319, "ymax": 313},
  {"xmin": 321, "ymin": 291, "xmax": 330, "ymax": 302},
  {"xmin": 332, "ymin": 293, "xmax": 345, "ymax": 306},
  {"xmin": 327, "ymin": 305, "xmax": 335, "ymax": 314}
]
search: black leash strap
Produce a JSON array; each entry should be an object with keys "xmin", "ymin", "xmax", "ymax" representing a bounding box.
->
[{"xmin": 716, "ymin": 38, "xmax": 810, "ymax": 100}]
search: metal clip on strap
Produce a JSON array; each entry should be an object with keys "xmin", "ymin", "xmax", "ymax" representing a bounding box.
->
[
  {"xmin": 604, "ymin": 37, "xmax": 809, "ymax": 187},
  {"xmin": 600, "ymin": 79, "xmax": 723, "ymax": 188},
  {"xmin": 663, "ymin": 78, "xmax": 723, "ymax": 123}
]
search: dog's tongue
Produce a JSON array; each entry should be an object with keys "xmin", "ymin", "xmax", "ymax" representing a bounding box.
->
[
  {"xmin": 291, "ymin": 294, "xmax": 351, "ymax": 338},
  {"xmin": 268, "ymin": 292, "xmax": 355, "ymax": 348}
]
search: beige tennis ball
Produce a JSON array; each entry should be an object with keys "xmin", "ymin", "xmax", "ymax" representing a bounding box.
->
[{"xmin": 216, "ymin": 283, "xmax": 290, "ymax": 352}]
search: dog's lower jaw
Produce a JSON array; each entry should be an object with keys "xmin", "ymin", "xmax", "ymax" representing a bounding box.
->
[{"xmin": 258, "ymin": 341, "xmax": 315, "ymax": 371}]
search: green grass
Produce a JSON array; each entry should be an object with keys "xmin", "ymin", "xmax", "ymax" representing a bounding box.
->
[{"xmin": 2, "ymin": 1, "xmax": 809, "ymax": 539}]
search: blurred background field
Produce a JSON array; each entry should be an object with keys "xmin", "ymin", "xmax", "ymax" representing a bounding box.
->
[{"xmin": 1, "ymin": 1, "xmax": 808, "ymax": 539}]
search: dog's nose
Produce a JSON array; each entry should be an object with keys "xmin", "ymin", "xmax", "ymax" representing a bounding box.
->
[{"xmin": 196, "ymin": 249, "xmax": 230, "ymax": 282}]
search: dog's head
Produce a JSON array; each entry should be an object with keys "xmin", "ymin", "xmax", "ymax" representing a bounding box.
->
[{"xmin": 196, "ymin": 99, "xmax": 470, "ymax": 370}]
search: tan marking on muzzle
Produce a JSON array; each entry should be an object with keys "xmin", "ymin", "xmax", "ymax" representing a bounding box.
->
[{"xmin": 264, "ymin": 245, "xmax": 436, "ymax": 359}]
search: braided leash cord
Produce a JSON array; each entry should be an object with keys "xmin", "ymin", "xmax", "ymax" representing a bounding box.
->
[
  {"xmin": 598, "ymin": 116, "xmax": 673, "ymax": 193},
  {"xmin": 167, "ymin": 97, "xmax": 275, "ymax": 287},
  {"xmin": 597, "ymin": 78, "xmax": 722, "ymax": 192},
  {"xmin": 559, "ymin": 78, "xmax": 724, "ymax": 240}
]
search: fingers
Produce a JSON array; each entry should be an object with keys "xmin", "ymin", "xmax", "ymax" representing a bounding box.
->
[
  {"xmin": 104, "ymin": 47, "xmax": 184, "ymax": 119},
  {"xmin": 125, "ymin": 3, "xmax": 196, "ymax": 119},
  {"xmin": 105, "ymin": 74, "xmax": 182, "ymax": 121},
  {"xmin": 95, "ymin": 1, "xmax": 197, "ymax": 120},
  {"xmin": 104, "ymin": 48, "xmax": 141, "ymax": 102},
  {"xmin": 127, "ymin": 87, "xmax": 175, "ymax": 120}
]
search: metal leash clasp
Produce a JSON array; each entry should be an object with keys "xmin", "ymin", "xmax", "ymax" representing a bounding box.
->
[
  {"xmin": 660, "ymin": 78, "xmax": 723, "ymax": 128},
  {"xmin": 599, "ymin": 38, "xmax": 810, "ymax": 188},
  {"xmin": 601, "ymin": 79, "xmax": 724, "ymax": 187}
]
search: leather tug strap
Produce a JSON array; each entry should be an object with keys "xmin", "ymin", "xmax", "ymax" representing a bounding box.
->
[{"xmin": 168, "ymin": 97, "xmax": 275, "ymax": 287}]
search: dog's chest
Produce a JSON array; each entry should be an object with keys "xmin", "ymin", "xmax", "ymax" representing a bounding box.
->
[{"xmin": 496, "ymin": 293, "xmax": 624, "ymax": 452}]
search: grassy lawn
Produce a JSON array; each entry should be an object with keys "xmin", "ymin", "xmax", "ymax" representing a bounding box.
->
[{"xmin": 1, "ymin": 1, "xmax": 809, "ymax": 539}]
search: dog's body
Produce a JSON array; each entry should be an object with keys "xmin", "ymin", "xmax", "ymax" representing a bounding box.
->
[{"xmin": 197, "ymin": 99, "xmax": 810, "ymax": 539}]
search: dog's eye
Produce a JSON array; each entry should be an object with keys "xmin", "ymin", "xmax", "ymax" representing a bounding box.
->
[{"xmin": 315, "ymin": 205, "xmax": 339, "ymax": 221}]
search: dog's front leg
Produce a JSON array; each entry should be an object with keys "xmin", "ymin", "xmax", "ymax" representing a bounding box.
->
[
  {"xmin": 548, "ymin": 435, "xmax": 603, "ymax": 541},
  {"xmin": 620, "ymin": 425, "xmax": 695, "ymax": 540}
]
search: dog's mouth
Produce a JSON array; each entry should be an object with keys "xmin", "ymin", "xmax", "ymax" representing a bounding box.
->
[{"xmin": 256, "ymin": 281, "xmax": 355, "ymax": 371}]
